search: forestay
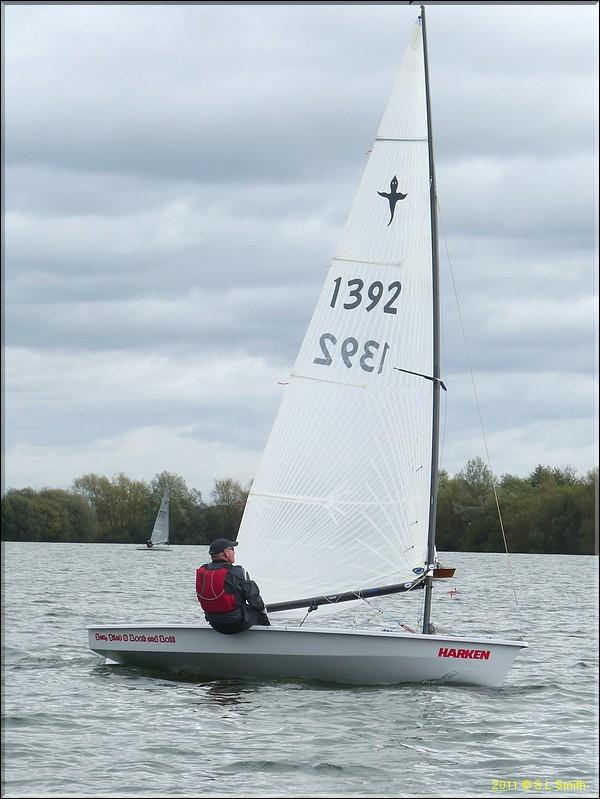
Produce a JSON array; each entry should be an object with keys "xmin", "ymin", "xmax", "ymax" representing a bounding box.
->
[{"xmin": 237, "ymin": 21, "xmax": 434, "ymax": 608}]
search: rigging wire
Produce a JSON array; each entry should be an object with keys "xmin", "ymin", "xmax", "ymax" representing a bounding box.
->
[
  {"xmin": 352, "ymin": 595, "xmax": 417, "ymax": 633},
  {"xmin": 296, "ymin": 587, "xmax": 422, "ymax": 633},
  {"xmin": 416, "ymin": 586, "xmax": 426, "ymax": 632},
  {"xmin": 437, "ymin": 201, "xmax": 526, "ymax": 636},
  {"xmin": 438, "ymin": 373, "xmax": 449, "ymax": 471}
]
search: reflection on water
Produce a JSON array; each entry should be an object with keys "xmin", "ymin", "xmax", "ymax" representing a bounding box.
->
[{"xmin": 202, "ymin": 682, "xmax": 251, "ymax": 706}]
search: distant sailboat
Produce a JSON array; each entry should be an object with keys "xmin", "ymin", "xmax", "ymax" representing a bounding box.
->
[
  {"xmin": 136, "ymin": 492, "xmax": 170, "ymax": 551},
  {"xmin": 89, "ymin": 7, "xmax": 527, "ymax": 686}
]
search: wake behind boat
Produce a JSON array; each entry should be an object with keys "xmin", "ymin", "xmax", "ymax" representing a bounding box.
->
[
  {"xmin": 89, "ymin": 7, "xmax": 527, "ymax": 687},
  {"xmin": 136, "ymin": 492, "xmax": 171, "ymax": 550}
]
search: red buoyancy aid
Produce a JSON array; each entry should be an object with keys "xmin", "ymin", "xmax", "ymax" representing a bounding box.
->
[{"xmin": 196, "ymin": 564, "xmax": 238, "ymax": 614}]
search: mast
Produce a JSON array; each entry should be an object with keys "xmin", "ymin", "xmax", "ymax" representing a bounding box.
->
[{"xmin": 420, "ymin": 4, "xmax": 441, "ymax": 634}]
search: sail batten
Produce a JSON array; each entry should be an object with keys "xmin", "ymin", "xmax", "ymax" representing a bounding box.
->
[
  {"xmin": 332, "ymin": 257, "xmax": 403, "ymax": 268},
  {"xmin": 375, "ymin": 137, "xmax": 428, "ymax": 142},
  {"xmin": 290, "ymin": 373, "xmax": 368, "ymax": 390},
  {"xmin": 251, "ymin": 491, "xmax": 411, "ymax": 508}
]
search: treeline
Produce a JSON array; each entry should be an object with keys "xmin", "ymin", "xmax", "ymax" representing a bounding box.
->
[
  {"xmin": 435, "ymin": 460, "xmax": 597, "ymax": 554},
  {"xmin": 1, "ymin": 461, "xmax": 597, "ymax": 554},
  {"xmin": 1, "ymin": 471, "xmax": 247, "ymax": 546}
]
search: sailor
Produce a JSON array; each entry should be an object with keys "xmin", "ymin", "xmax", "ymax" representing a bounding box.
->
[{"xmin": 196, "ymin": 538, "xmax": 270, "ymax": 634}]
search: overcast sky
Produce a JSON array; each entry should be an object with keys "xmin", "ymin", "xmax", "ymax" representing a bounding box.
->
[{"xmin": 3, "ymin": 3, "xmax": 598, "ymax": 502}]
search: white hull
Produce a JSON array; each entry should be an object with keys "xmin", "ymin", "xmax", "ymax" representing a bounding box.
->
[{"xmin": 88, "ymin": 623, "xmax": 527, "ymax": 688}]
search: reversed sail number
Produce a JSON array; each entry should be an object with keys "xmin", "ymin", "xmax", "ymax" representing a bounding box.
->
[
  {"xmin": 313, "ymin": 334, "xmax": 390, "ymax": 373},
  {"xmin": 330, "ymin": 277, "xmax": 402, "ymax": 314}
]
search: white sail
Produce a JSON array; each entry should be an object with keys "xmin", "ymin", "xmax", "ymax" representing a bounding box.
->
[
  {"xmin": 237, "ymin": 20, "xmax": 434, "ymax": 606},
  {"xmin": 150, "ymin": 493, "xmax": 170, "ymax": 545}
]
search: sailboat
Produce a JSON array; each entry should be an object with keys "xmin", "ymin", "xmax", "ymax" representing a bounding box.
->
[
  {"xmin": 136, "ymin": 492, "xmax": 170, "ymax": 550},
  {"xmin": 89, "ymin": 7, "xmax": 527, "ymax": 687}
]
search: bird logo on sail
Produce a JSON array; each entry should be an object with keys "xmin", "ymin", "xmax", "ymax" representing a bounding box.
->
[{"xmin": 378, "ymin": 175, "xmax": 407, "ymax": 226}]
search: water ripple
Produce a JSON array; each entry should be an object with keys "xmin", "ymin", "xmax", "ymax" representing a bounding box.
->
[{"xmin": 3, "ymin": 544, "xmax": 598, "ymax": 798}]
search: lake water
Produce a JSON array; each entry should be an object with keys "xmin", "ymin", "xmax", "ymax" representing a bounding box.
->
[{"xmin": 2, "ymin": 543, "xmax": 598, "ymax": 798}]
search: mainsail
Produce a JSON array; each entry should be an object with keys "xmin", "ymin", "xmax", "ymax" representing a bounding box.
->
[
  {"xmin": 237, "ymin": 19, "xmax": 435, "ymax": 608},
  {"xmin": 150, "ymin": 493, "xmax": 170, "ymax": 545}
]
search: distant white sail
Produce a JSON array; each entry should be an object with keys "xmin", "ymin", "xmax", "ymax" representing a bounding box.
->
[
  {"xmin": 149, "ymin": 493, "xmax": 170, "ymax": 546},
  {"xmin": 237, "ymin": 20, "xmax": 433, "ymax": 607}
]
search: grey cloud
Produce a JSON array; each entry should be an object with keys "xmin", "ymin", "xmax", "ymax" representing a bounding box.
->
[
  {"xmin": 5, "ymin": 283, "xmax": 318, "ymax": 362},
  {"xmin": 5, "ymin": 6, "xmax": 596, "ymax": 182},
  {"xmin": 5, "ymin": 385, "xmax": 280, "ymax": 453},
  {"xmin": 4, "ymin": 4, "xmax": 597, "ymax": 493}
]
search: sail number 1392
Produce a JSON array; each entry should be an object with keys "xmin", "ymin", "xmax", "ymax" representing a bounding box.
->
[
  {"xmin": 330, "ymin": 277, "xmax": 401, "ymax": 314},
  {"xmin": 313, "ymin": 334, "xmax": 390, "ymax": 373}
]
